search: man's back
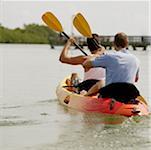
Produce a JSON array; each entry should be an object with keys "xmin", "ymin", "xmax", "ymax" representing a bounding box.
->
[{"xmin": 92, "ymin": 49, "xmax": 139, "ymax": 85}]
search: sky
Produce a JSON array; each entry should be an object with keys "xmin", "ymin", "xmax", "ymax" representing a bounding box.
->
[{"xmin": 0, "ymin": 0, "xmax": 150, "ymax": 36}]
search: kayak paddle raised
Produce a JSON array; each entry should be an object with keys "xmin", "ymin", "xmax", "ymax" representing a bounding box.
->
[
  {"xmin": 73, "ymin": 13, "xmax": 100, "ymax": 47},
  {"xmin": 73, "ymin": 13, "xmax": 92, "ymax": 38},
  {"xmin": 42, "ymin": 12, "xmax": 87, "ymax": 56}
]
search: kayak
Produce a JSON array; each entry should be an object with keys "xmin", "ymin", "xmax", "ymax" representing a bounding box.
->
[{"xmin": 56, "ymin": 76, "xmax": 149, "ymax": 117}]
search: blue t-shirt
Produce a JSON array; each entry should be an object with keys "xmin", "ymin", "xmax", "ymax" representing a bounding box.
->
[{"xmin": 91, "ymin": 49, "xmax": 139, "ymax": 85}]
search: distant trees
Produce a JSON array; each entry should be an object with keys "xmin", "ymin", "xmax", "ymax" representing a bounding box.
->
[
  {"xmin": 0, "ymin": 24, "xmax": 66, "ymax": 45},
  {"xmin": 1, "ymin": 24, "xmax": 150, "ymax": 50}
]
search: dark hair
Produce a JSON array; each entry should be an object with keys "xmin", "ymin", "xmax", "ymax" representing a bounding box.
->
[
  {"xmin": 114, "ymin": 32, "xmax": 128, "ymax": 48},
  {"xmin": 87, "ymin": 34, "xmax": 100, "ymax": 52}
]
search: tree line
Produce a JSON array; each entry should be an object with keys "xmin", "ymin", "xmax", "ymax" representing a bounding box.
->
[{"xmin": 0, "ymin": 24, "xmax": 66, "ymax": 45}]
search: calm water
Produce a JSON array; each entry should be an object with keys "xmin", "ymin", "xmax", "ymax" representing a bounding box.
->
[{"xmin": 0, "ymin": 44, "xmax": 151, "ymax": 150}]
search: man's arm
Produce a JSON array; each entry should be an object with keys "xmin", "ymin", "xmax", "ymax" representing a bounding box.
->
[
  {"xmin": 85, "ymin": 80, "xmax": 105, "ymax": 96},
  {"xmin": 59, "ymin": 38, "xmax": 86, "ymax": 65},
  {"xmin": 83, "ymin": 53, "xmax": 108, "ymax": 69},
  {"xmin": 82, "ymin": 59, "xmax": 93, "ymax": 70}
]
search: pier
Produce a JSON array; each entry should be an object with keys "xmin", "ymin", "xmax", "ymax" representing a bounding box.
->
[{"xmin": 75, "ymin": 35, "xmax": 151, "ymax": 50}]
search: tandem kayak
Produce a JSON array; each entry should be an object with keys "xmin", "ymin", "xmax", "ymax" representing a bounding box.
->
[{"xmin": 56, "ymin": 76, "xmax": 149, "ymax": 117}]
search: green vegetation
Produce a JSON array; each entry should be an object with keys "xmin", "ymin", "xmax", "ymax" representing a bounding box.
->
[
  {"xmin": 101, "ymin": 41, "xmax": 112, "ymax": 49},
  {"xmin": 0, "ymin": 24, "xmax": 66, "ymax": 45},
  {"xmin": 0, "ymin": 24, "xmax": 150, "ymax": 50}
]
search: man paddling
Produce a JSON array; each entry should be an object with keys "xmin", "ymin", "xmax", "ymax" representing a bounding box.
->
[
  {"xmin": 83, "ymin": 32, "xmax": 140, "ymax": 103},
  {"xmin": 59, "ymin": 34, "xmax": 106, "ymax": 93}
]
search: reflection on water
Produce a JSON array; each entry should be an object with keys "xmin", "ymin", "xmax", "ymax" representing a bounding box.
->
[
  {"xmin": 1, "ymin": 99, "xmax": 150, "ymax": 150},
  {"xmin": 62, "ymin": 106, "xmax": 127, "ymax": 125},
  {"xmin": 0, "ymin": 44, "xmax": 151, "ymax": 150}
]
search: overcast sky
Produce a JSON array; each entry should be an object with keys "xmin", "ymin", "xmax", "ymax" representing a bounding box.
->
[{"xmin": 0, "ymin": 0, "xmax": 150, "ymax": 35}]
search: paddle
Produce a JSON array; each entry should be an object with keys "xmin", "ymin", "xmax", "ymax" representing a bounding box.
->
[
  {"xmin": 137, "ymin": 96, "xmax": 148, "ymax": 106},
  {"xmin": 42, "ymin": 12, "xmax": 87, "ymax": 56},
  {"xmin": 73, "ymin": 13, "xmax": 100, "ymax": 47},
  {"xmin": 73, "ymin": 13, "xmax": 92, "ymax": 38}
]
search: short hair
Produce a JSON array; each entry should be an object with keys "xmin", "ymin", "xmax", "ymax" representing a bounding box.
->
[
  {"xmin": 87, "ymin": 34, "xmax": 100, "ymax": 52},
  {"xmin": 114, "ymin": 32, "xmax": 128, "ymax": 48}
]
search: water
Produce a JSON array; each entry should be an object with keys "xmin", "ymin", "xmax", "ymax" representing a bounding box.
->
[{"xmin": 0, "ymin": 44, "xmax": 151, "ymax": 150}]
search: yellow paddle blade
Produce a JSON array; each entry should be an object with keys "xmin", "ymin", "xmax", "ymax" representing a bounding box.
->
[
  {"xmin": 42, "ymin": 12, "xmax": 63, "ymax": 32},
  {"xmin": 73, "ymin": 13, "xmax": 92, "ymax": 38},
  {"xmin": 137, "ymin": 96, "xmax": 148, "ymax": 106}
]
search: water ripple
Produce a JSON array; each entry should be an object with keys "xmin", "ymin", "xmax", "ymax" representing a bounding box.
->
[
  {"xmin": 37, "ymin": 99, "xmax": 57, "ymax": 104},
  {"xmin": 0, "ymin": 120, "xmax": 39, "ymax": 127},
  {"xmin": 1, "ymin": 105, "xmax": 21, "ymax": 109}
]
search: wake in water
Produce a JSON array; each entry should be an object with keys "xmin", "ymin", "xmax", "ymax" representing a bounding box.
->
[{"xmin": 0, "ymin": 98, "xmax": 58, "ymax": 127}]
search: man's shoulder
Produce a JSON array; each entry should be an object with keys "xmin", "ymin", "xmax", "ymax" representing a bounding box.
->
[
  {"xmin": 103, "ymin": 51, "xmax": 119, "ymax": 59},
  {"xmin": 95, "ymin": 52, "xmax": 116, "ymax": 64},
  {"xmin": 125, "ymin": 52, "xmax": 140, "ymax": 65},
  {"xmin": 95, "ymin": 52, "xmax": 113, "ymax": 61}
]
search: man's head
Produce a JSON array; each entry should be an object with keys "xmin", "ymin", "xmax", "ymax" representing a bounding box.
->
[
  {"xmin": 114, "ymin": 32, "xmax": 128, "ymax": 50},
  {"xmin": 87, "ymin": 34, "xmax": 101, "ymax": 53}
]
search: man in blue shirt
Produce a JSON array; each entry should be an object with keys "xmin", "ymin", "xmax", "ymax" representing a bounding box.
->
[
  {"xmin": 90, "ymin": 46, "xmax": 139, "ymax": 85},
  {"xmin": 83, "ymin": 32, "xmax": 140, "ymax": 102}
]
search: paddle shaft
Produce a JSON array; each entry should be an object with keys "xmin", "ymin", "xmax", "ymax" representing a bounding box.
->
[
  {"xmin": 63, "ymin": 85, "xmax": 76, "ymax": 88},
  {"xmin": 62, "ymin": 32, "xmax": 88, "ymax": 56}
]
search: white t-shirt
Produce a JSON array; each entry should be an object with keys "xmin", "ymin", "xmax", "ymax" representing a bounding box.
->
[
  {"xmin": 83, "ymin": 54, "xmax": 105, "ymax": 81},
  {"xmin": 84, "ymin": 67, "xmax": 105, "ymax": 81}
]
